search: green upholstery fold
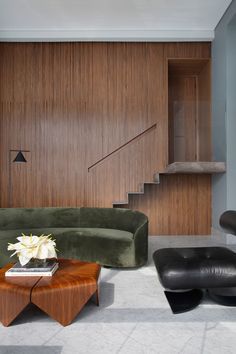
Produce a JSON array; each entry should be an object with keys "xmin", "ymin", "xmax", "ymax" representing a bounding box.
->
[{"xmin": 0, "ymin": 207, "xmax": 148, "ymax": 268}]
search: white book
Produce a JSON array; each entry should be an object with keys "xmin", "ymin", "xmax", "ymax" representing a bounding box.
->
[
  {"xmin": 5, "ymin": 262, "xmax": 59, "ymax": 277},
  {"xmin": 8, "ymin": 259, "xmax": 57, "ymax": 271}
]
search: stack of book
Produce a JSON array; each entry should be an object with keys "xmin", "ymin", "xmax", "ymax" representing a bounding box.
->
[{"xmin": 5, "ymin": 259, "xmax": 59, "ymax": 277}]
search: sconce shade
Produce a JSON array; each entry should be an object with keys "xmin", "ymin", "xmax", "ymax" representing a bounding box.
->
[{"xmin": 13, "ymin": 151, "xmax": 27, "ymax": 163}]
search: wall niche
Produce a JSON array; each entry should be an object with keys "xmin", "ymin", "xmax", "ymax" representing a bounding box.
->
[{"xmin": 168, "ymin": 59, "xmax": 211, "ymax": 163}]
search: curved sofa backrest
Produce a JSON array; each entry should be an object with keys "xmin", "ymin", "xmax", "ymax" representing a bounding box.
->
[
  {"xmin": 0, "ymin": 208, "xmax": 81, "ymax": 230},
  {"xmin": 79, "ymin": 207, "xmax": 147, "ymax": 233},
  {"xmin": 0, "ymin": 207, "xmax": 148, "ymax": 233}
]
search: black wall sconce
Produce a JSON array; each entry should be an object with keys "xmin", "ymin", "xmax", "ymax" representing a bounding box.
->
[
  {"xmin": 8, "ymin": 149, "xmax": 30, "ymax": 207},
  {"xmin": 13, "ymin": 151, "xmax": 27, "ymax": 163},
  {"xmin": 11, "ymin": 150, "xmax": 30, "ymax": 163}
]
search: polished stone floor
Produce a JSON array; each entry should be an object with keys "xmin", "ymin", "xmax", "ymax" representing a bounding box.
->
[{"xmin": 1, "ymin": 236, "xmax": 236, "ymax": 354}]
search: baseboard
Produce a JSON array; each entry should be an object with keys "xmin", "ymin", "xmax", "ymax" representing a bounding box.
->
[
  {"xmin": 226, "ymin": 234, "xmax": 236, "ymax": 245},
  {"xmin": 211, "ymin": 227, "xmax": 227, "ymax": 245},
  {"xmin": 211, "ymin": 227, "xmax": 236, "ymax": 245}
]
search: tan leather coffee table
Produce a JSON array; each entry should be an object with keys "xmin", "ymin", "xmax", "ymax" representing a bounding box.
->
[{"xmin": 0, "ymin": 259, "xmax": 101, "ymax": 326}]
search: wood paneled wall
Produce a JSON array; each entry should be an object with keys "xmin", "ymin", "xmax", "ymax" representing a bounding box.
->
[
  {"xmin": 0, "ymin": 42, "xmax": 211, "ymax": 234},
  {"xmin": 117, "ymin": 175, "xmax": 211, "ymax": 235}
]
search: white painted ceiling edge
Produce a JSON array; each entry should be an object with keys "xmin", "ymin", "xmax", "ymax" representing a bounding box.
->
[
  {"xmin": 0, "ymin": 29, "xmax": 214, "ymax": 42},
  {"xmin": 0, "ymin": 0, "xmax": 232, "ymax": 42}
]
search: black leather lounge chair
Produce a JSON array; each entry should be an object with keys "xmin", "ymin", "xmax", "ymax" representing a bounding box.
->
[{"xmin": 153, "ymin": 210, "xmax": 236, "ymax": 314}]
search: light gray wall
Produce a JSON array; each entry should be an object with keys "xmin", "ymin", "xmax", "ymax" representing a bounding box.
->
[
  {"xmin": 226, "ymin": 17, "xmax": 236, "ymax": 209},
  {"xmin": 212, "ymin": 0, "xmax": 236, "ymax": 229}
]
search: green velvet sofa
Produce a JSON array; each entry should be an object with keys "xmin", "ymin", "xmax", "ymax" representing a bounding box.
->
[{"xmin": 0, "ymin": 207, "xmax": 148, "ymax": 268}]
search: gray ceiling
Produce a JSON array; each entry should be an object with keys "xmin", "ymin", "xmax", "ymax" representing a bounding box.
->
[{"xmin": 0, "ymin": 0, "xmax": 232, "ymax": 41}]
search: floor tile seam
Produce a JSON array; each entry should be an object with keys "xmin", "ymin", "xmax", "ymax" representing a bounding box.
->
[
  {"xmin": 199, "ymin": 322, "xmax": 208, "ymax": 354},
  {"xmin": 115, "ymin": 322, "xmax": 139, "ymax": 354},
  {"xmin": 41, "ymin": 326, "xmax": 65, "ymax": 346},
  {"xmin": 176, "ymin": 334, "xmax": 199, "ymax": 354}
]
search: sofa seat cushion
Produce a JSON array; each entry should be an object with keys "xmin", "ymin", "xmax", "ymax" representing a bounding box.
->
[{"xmin": 0, "ymin": 228, "xmax": 134, "ymax": 267}]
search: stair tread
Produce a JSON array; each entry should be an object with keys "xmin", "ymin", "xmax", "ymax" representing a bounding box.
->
[
  {"xmin": 113, "ymin": 179, "xmax": 160, "ymax": 206},
  {"xmin": 163, "ymin": 161, "xmax": 226, "ymax": 174},
  {"xmin": 113, "ymin": 201, "xmax": 128, "ymax": 205},
  {"xmin": 128, "ymin": 191, "xmax": 144, "ymax": 194}
]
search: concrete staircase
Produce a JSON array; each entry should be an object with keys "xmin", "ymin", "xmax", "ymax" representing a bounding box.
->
[
  {"xmin": 112, "ymin": 162, "xmax": 226, "ymax": 207},
  {"xmin": 112, "ymin": 172, "xmax": 160, "ymax": 206}
]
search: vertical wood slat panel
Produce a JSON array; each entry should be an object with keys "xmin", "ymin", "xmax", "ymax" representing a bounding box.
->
[
  {"xmin": 118, "ymin": 174, "xmax": 211, "ymax": 235},
  {"xmin": 9, "ymin": 151, "xmax": 31, "ymax": 207},
  {"xmin": 0, "ymin": 42, "xmax": 211, "ymax": 235},
  {"xmin": 164, "ymin": 43, "xmax": 211, "ymax": 59}
]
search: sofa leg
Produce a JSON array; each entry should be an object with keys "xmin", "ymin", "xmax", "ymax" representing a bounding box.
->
[
  {"xmin": 208, "ymin": 287, "xmax": 236, "ymax": 306},
  {"xmin": 164, "ymin": 289, "xmax": 203, "ymax": 314}
]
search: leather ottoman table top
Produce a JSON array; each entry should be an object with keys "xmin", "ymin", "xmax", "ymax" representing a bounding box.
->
[{"xmin": 153, "ymin": 247, "xmax": 236, "ymax": 290}]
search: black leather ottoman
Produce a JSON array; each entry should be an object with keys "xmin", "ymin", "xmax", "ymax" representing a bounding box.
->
[{"xmin": 153, "ymin": 247, "xmax": 236, "ymax": 313}]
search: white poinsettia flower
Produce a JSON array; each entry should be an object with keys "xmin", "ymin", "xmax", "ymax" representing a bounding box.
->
[
  {"xmin": 35, "ymin": 236, "xmax": 57, "ymax": 259},
  {"xmin": 7, "ymin": 233, "xmax": 57, "ymax": 266},
  {"xmin": 8, "ymin": 242, "xmax": 24, "ymax": 251},
  {"xmin": 18, "ymin": 247, "xmax": 39, "ymax": 266},
  {"xmin": 17, "ymin": 235, "xmax": 40, "ymax": 247}
]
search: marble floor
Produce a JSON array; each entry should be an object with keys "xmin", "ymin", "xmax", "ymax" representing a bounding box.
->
[{"xmin": 1, "ymin": 236, "xmax": 236, "ymax": 354}]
